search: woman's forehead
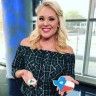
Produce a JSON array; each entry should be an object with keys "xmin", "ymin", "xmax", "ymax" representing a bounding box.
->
[{"xmin": 37, "ymin": 6, "xmax": 57, "ymax": 16}]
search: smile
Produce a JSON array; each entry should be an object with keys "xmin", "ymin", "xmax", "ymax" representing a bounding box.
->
[{"xmin": 42, "ymin": 28, "xmax": 51, "ymax": 32}]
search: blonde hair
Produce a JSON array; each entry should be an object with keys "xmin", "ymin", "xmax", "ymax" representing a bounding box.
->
[{"xmin": 29, "ymin": 0, "xmax": 68, "ymax": 52}]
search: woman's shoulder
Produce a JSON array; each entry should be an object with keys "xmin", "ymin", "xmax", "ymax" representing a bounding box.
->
[
  {"xmin": 62, "ymin": 45, "xmax": 74, "ymax": 54},
  {"xmin": 20, "ymin": 37, "xmax": 31, "ymax": 47}
]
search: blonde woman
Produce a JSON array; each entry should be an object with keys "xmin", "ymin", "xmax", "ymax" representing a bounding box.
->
[{"xmin": 12, "ymin": 0, "xmax": 79, "ymax": 95}]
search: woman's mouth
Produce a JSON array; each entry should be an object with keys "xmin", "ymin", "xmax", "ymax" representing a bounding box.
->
[{"xmin": 42, "ymin": 28, "xmax": 51, "ymax": 32}]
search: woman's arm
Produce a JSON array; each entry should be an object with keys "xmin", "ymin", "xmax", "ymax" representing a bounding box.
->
[{"xmin": 12, "ymin": 37, "xmax": 30, "ymax": 78}]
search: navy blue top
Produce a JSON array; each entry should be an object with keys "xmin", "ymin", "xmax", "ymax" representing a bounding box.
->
[{"xmin": 12, "ymin": 45, "xmax": 75, "ymax": 96}]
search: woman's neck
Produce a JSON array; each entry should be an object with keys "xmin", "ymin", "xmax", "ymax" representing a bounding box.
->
[{"xmin": 39, "ymin": 37, "xmax": 56, "ymax": 51}]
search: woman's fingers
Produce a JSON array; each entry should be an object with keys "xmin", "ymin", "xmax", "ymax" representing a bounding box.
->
[
  {"xmin": 60, "ymin": 91, "xmax": 64, "ymax": 96},
  {"xmin": 27, "ymin": 71, "xmax": 34, "ymax": 79},
  {"xmin": 65, "ymin": 76, "xmax": 79, "ymax": 85},
  {"xmin": 56, "ymin": 87, "xmax": 59, "ymax": 91},
  {"xmin": 73, "ymin": 79, "xmax": 79, "ymax": 85},
  {"xmin": 56, "ymin": 87, "xmax": 65, "ymax": 96}
]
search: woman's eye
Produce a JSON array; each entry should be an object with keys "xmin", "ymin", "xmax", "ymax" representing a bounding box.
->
[
  {"xmin": 49, "ymin": 18, "xmax": 55, "ymax": 21},
  {"xmin": 39, "ymin": 17, "xmax": 44, "ymax": 21}
]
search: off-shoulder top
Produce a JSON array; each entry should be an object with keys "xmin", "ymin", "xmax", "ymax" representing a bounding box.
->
[{"xmin": 12, "ymin": 45, "xmax": 75, "ymax": 96}]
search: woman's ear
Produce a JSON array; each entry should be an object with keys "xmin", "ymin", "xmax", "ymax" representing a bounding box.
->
[{"xmin": 58, "ymin": 21, "xmax": 60, "ymax": 28}]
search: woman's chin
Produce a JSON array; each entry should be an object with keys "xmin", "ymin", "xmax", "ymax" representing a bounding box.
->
[{"xmin": 41, "ymin": 35, "xmax": 51, "ymax": 39}]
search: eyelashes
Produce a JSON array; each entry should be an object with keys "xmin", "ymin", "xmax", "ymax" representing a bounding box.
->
[
  {"xmin": 39, "ymin": 17, "xmax": 44, "ymax": 21},
  {"xmin": 38, "ymin": 16, "xmax": 55, "ymax": 21},
  {"xmin": 49, "ymin": 18, "xmax": 55, "ymax": 21}
]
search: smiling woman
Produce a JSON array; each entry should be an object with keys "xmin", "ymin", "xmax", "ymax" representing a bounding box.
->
[{"xmin": 12, "ymin": 0, "xmax": 79, "ymax": 96}]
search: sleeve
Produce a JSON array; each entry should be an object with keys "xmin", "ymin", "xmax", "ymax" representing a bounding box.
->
[
  {"xmin": 12, "ymin": 45, "xmax": 25, "ymax": 78},
  {"xmin": 64, "ymin": 54, "xmax": 75, "ymax": 78}
]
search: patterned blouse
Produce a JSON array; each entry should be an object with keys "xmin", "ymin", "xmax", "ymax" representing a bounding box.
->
[{"xmin": 12, "ymin": 45, "xmax": 75, "ymax": 96}]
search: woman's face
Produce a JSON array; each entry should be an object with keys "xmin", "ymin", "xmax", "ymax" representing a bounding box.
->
[{"xmin": 37, "ymin": 6, "xmax": 59, "ymax": 39}]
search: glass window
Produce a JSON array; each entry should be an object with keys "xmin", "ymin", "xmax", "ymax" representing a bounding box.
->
[
  {"xmin": 54, "ymin": 0, "xmax": 96, "ymax": 85},
  {"xmin": 55, "ymin": 0, "xmax": 89, "ymax": 19},
  {"xmin": 88, "ymin": 21, "xmax": 96, "ymax": 77},
  {"xmin": 66, "ymin": 21, "xmax": 87, "ymax": 74},
  {"xmin": 55, "ymin": 0, "xmax": 89, "ymax": 74}
]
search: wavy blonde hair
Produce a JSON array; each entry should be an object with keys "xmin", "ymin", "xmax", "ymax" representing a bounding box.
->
[{"xmin": 29, "ymin": 0, "xmax": 68, "ymax": 52}]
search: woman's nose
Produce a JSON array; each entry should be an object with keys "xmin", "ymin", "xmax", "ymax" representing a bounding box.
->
[{"xmin": 43, "ymin": 20, "xmax": 49, "ymax": 26}]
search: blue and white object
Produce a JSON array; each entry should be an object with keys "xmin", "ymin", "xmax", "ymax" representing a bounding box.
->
[{"xmin": 53, "ymin": 76, "xmax": 75, "ymax": 92}]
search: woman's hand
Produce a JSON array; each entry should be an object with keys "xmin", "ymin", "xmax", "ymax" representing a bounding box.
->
[
  {"xmin": 15, "ymin": 69, "xmax": 37, "ymax": 87},
  {"xmin": 65, "ymin": 76, "xmax": 79, "ymax": 85},
  {"xmin": 57, "ymin": 76, "xmax": 79, "ymax": 96}
]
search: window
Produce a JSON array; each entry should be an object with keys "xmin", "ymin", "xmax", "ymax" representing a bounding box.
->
[{"xmin": 55, "ymin": 0, "xmax": 96, "ymax": 85}]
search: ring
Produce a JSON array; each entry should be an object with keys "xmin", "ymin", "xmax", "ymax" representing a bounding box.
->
[{"xmin": 28, "ymin": 79, "xmax": 37, "ymax": 86}]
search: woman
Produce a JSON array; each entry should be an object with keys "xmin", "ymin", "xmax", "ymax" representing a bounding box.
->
[{"xmin": 12, "ymin": 0, "xmax": 79, "ymax": 96}]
